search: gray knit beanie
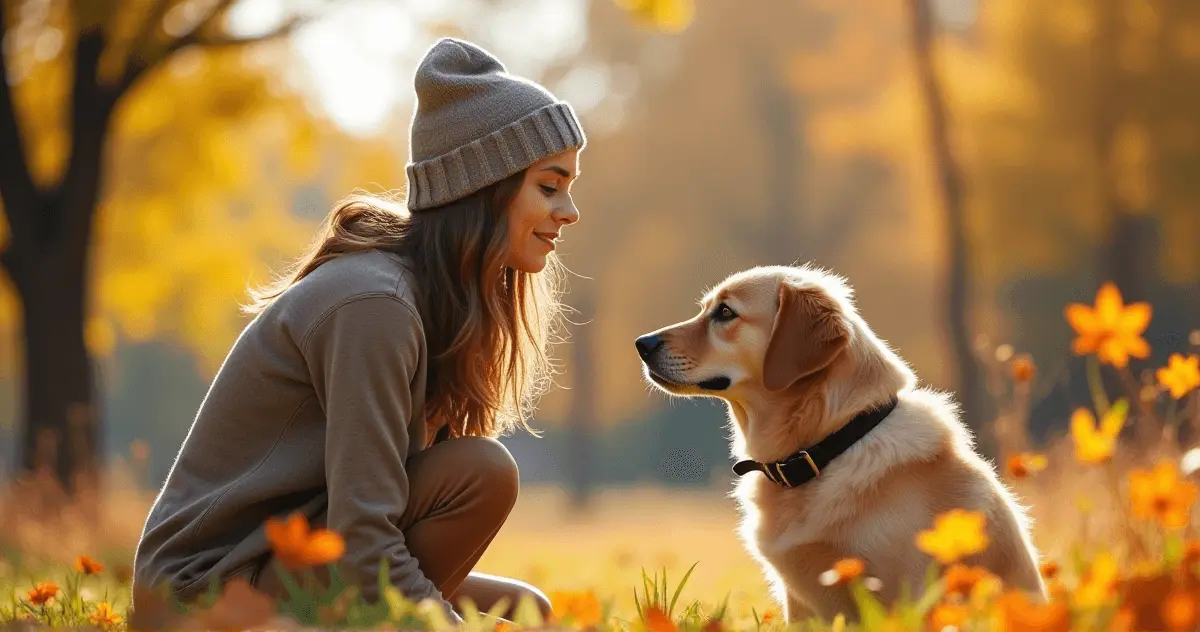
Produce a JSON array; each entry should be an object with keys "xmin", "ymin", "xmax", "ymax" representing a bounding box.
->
[{"xmin": 405, "ymin": 38, "xmax": 587, "ymax": 211}]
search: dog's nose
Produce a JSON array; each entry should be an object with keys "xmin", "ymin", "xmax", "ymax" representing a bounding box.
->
[{"xmin": 635, "ymin": 334, "xmax": 664, "ymax": 360}]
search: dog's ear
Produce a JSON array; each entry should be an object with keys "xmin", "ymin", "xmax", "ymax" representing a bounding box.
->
[{"xmin": 762, "ymin": 282, "xmax": 850, "ymax": 392}]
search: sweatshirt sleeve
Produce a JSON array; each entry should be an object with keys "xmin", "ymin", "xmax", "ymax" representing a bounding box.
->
[{"xmin": 301, "ymin": 294, "xmax": 458, "ymax": 619}]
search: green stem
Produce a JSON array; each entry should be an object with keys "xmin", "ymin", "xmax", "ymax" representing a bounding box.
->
[
  {"xmin": 1166, "ymin": 397, "xmax": 1179, "ymax": 428},
  {"xmin": 1087, "ymin": 356, "xmax": 1111, "ymax": 416},
  {"xmin": 273, "ymin": 561, "xmax": 305, "ymax": 602}
]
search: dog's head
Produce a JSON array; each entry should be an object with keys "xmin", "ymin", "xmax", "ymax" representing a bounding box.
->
[{"xmin": 635, "ymin": 265, "xmax": 858, "ymax": 400}]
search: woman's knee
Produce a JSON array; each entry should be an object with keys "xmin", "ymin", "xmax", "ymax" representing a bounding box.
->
[{"xmin": 449, "ymin": 436, "xmax": 520, "ymax": 513}]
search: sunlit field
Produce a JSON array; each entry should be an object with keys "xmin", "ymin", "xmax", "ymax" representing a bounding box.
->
[{"xmin": 0, "ymin": 284, "xmax": 1198, "ymax": 631}]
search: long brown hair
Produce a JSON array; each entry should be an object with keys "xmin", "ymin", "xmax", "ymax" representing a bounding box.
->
[{"xmin": 243, "ymin": 170, "xmax": 566, "ymax": 439}]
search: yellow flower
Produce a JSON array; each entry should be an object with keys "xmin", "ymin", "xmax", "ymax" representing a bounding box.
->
[
  {"xmin": 1073, "ymin": 552, "xmax": 1120, "ymax": 608},
  {"xmin": 548, "ymin": 590, "xmax": 603, "ymax": 627},
  {"xmin": 1064, "ymin": 282, "xmax": 1152, "ymax": 368},
  {"xmin": 89, "ymin": 603, "xmax": 123, "ymax": 628},
  {"xmin": 916, "ymin": 509, "xmax": 989, "ymax": 565},
  {"xmin": 75, "ymin": 555, "xmax": 104, "ymax": 575},
  {"xmin": 1006, "ymin": 453, "xmax": 1048, "ymax": 479},
  {"xmin": 1129, "ymin": 460, "xmax": 1199, "ymax": 530},
  {"xmin": 26, "ymin": 580, "xmax": 58, "ymax": 606},
  {"xmin": 263, "ymin": 512, "xmax": 345, "ymax": 569},
  {"xmin": 1157, "ymin": 354, "xmax": 1200, "ymax": 400},
  {"xmin": 614, "ymin": 0, "xmax": 694, "ymax": 33},
  {"xmin": 1070, "ymin": 401, "xmax": 1127, "ymax": 464}
]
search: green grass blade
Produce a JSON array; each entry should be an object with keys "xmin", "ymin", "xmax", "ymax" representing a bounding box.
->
[{"xmin": 668, "ymin": 561, "xmax": 699, "ymax": 617}]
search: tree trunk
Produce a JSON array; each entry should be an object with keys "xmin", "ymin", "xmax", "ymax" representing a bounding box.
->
[
  {"xmin": 907, "ymin": 0, "xmax": 992, "ymax": 455},
  {"xmin": 0, "ymin": 30, "xmax": 112, "ymax": 493},
  {"xmin": 8, "ymin": 244, "xmax": 97, "ymax": 491}
]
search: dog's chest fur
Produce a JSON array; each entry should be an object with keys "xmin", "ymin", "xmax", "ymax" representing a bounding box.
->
[{"xmin": 729, "ymin": 390, "xmax": 975, "ymax": 607}]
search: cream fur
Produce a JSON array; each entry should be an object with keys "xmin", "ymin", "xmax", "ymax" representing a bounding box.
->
[{"xmin": 636, "ymin": 264, "xmax": 1047, "ymax": 623}]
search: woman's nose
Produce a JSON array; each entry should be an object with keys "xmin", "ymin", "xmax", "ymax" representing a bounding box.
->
[{"xmin": 555, "ymin": 198, "xmax": 580, "ymax": 225}]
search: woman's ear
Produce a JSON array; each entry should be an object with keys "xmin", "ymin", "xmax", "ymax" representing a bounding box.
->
[{"xmin": 762, "ymin": 282, "xmax": 850, "ymax": 392}]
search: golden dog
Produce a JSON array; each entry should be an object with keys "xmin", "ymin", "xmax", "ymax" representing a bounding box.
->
[{"xmin": 634, "ymin": 264, "xmax": 1046, "ymax": 622}]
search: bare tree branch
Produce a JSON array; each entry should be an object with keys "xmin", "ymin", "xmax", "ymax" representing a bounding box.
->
[
  {"xmin": 116, "ymin": 0, "xmax": 308, "ymax": 99},
  {"xmin": 125, "ymin": 0, "xmax": 177, "ymax": 67},
  {"xmin": 0, "ymin": 1, "xmax": 43, "ymax": 241}
]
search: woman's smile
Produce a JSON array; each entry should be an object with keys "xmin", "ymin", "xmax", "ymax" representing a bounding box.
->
[{"xmin": 534, "ymin": 232, "xmax": 559, "ymax": 249}]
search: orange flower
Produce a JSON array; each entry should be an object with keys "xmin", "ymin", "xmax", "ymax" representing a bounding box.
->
[
  {"xmin": 644, "ymin": 606, "xmax": 678, "ymax": 632},
  {"xmin": 1129, "ymin": 460, "xmax": 1199, "ymax": 530},
  {"xmin": 264, "ymin": 513, "xmax": 345, "ymax": 569},
  {"xmin": 994, "ymin": 590, "xmax": 1070, "ymax": 632},
  {"xmin": 917, "ymin": 509, "xmax": 989, "ymax": 565},
  {"xmin": 26, "ymin": 580, "xmax": 58, "ymax": 605},
  {"xmin": 1010, "ymin": 355, "xmax": 1036, "ymax": 383},
  {"xmin": 818, "ymin": 558, "xmax": 866, "ymax": 586},
  {"xmin": 929, "ymin": 602, "xmax": 968, "ymax": 631},
  {"xmin": 89, "ymin": 603, "xmax": 123, "ymax": 628},
  {"xmin": 494, "ymin": 622, "xmax": 513, "ymax": 632},
  {"xmin": 1157, "ymin": 354, "xmax": 1200, "ymax": 400},
  {"xmin": 942, "ymin": 564, "xmax": 995, "ymax": 597},
  {"xmin": 1064, "ymin": 282, "xmax": 1152, "ymax": 368},
  {"xmin": 1040, "ymin": 561, "xmax": 1060, "ymax": 579},
  {"xmin": 75, "ymin": 555, "xmax": 104, "ymax": 575},
  {"xmin": 548, "ymin": 590, "xmax": 602, "ymax": 627},
  {"xmin": 1006, "ymin": 453, "xmax": 1048, "ymax": 479},
  {"xmin": 1184, "ymin": 540, "xmax": 1200, "ymax": 564},
  {"xmin": 1070, "ymin": 402, "xmax": 1127, "ymax": 465},
  {"xmin": 760, "ymin": 611, "xmax": 776, "ymax": 623},
  {"xmin": 1163, "ymin": 589, "xmax": 1200, "ymax": 632},
  {"xmin": 1074, "ymin": 552, "xmax": 1120, "ymax": 608},
  {"xmin": 1118, "ymin": 572, "xmax": 1185, "ymax": 632}
]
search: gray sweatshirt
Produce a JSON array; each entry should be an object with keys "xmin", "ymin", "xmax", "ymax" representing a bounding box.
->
[{"xmin": 132, "ymin": 248, "xmax": 453, "ymax": 615}]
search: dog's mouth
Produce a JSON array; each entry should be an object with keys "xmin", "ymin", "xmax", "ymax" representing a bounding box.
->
[{"xmin": 645, "ymin": 367, "xmax": 731, "ymax": 392}]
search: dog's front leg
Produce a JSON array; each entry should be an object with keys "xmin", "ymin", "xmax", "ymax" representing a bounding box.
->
[
  {"xmin": 784, "ymin": 592, "xmax": 815, "ymax": 625},
  {"xmin": 769, "ymin": 542, "xmax": 859, "ymax": 625}
]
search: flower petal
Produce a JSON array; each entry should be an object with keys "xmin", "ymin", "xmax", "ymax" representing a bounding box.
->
[
  {"xmin": 1072, "ymin": 334, "xmax": 1101, "ymax": 355},
  {"xmin": 303, "ymin": 530, "xmax": 346, "ymax": 566},
  {"xmin": 1118, "ymin": 303, "xmax": 1152, "ymax": 335},
  {"xmin": 1099, "ymin": 339, "xmax": 1129, "ymax": 368},
  {"xmin": 1095, "ymin": 283, "xmax": 1124, "ymax": 327},
  {"xmin": 1065, "ymin": 305, "xmax": 1100, "ymax": 335},
  {"xmin": 1123, "ymin": 335, "xmax": 1151, "ymax": 359},
  {"xmin": 1071, "ymin": 408, "xmax": 1098, "ymax": 440}
]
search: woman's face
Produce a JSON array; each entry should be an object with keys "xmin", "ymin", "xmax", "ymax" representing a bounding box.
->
[{"xmin": 504, "ymin": 149, "xmax": 581, "ymax": 273}]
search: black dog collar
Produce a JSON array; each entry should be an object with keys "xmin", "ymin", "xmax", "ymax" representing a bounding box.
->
[{"xmin": 733, "ymin": 395, "xmax": 900, "ymax": 488}]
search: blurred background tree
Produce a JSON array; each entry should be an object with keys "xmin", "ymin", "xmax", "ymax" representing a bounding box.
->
[{"xmin": 0, "ymin": 0, "xmax": 1196, "ymax": 505}]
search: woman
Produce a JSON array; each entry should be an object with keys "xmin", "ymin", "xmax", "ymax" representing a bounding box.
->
[{"xmin": 131, "ymin": 37, "xmax": 586, "ymax": 624}]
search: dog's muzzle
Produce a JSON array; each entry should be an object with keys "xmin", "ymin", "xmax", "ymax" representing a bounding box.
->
[{"xmin": 634, "ymin": 334, "xmax": 730, "ymax": 391}]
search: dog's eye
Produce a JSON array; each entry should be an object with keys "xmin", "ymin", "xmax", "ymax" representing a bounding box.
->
[{"xmin": 713, "ymin": 303, "xmax": 737, "ymax": 322}]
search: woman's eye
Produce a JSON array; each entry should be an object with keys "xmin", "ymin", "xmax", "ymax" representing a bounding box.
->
[
  {"xmin": 539, "ymin": 185, "xmax": 558, "ymax": 196},
  {"xmin": 713, "ymin": 303, "xmax": 737, "ymax": 322}
]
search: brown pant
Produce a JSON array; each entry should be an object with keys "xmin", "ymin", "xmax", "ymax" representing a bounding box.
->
[{"xmin": 254, "ymin": 436, "xmax": 551, "ymax": 620}]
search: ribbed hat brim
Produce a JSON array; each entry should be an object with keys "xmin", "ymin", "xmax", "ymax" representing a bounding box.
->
[{"xmin": 405, "ymin": 102, "xmax": 586, "ymax": 211}]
